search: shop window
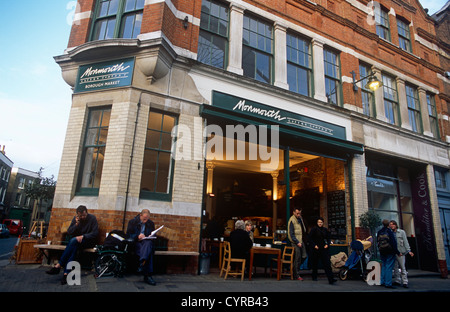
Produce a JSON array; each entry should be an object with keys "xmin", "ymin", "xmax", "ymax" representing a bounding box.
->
[
  {"xmin": 366, "ymin": 160, "xmax": 417, "ymax": 238},
  {"xmin": 77, "ymin": 107, "xmax": 111, "ymax": 195},
  {"xmin": 91, "ymin": 0, "xmax": 144, "ymax": 41},
  {"xmin": 397, "ymin": 18, "xmax": 412, "ymax": 53},
  {"xmin": 427, "ymin": 93, "xmax": 439, "ymax": 139},
  {"xmin": 286, "ymin": 33, "xmax": 312, "ymax": 97},
  {"xmin": 324, "ymin": 48, "xmax": 341, "ymax": 106},
  {"xmin": 406, "ymin": 84, "xmax": 422, "ymax": 133},
  {"xmin": 242, "ymin": 14, "xmax": 273, "ymax": 84},
  {"xmin": 140, "ymin": 110, "xmax": 177, "ymax": 201},
  {"xmin": 359, "ymin": 63, "xmax": 375, "ymax": 117},
  {"xmin": 375, "ymin": 6, "xmax": 390, "ymax": 41},
  {"xmin": 382, "ymin": 74, "xmax": 399, "ymax": 125},
  {"xmin": 435, "ymin": 167, "xmax": 449, "ymax": 191},
  {"xmin": 198, "ymin": 0, "xmax": 229, "ymax": 69}
]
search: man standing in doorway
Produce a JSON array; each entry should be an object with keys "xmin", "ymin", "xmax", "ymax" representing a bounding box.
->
[{"xmin": 288, "ymin": 207, "xmax": 307, "ymax": 280}]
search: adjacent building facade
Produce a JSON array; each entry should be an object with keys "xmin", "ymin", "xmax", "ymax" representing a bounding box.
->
[{"xmin": 50, "ymin": 0, "xmax": 449, "ymax": 275}]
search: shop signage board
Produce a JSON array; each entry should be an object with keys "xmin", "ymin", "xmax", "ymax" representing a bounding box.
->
[
  {"xmin": 74, "ymin": 57, "xmax": 135, "ymax": 93},
  {"xmin": 411, "ymin": 168, "xmax": 438, "ymax": 272},
  {"xmin": 212, "ymin": 91, "xmax": 347, "ymax": 140}
]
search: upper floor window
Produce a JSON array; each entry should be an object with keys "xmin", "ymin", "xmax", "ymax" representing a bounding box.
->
[
  {"xmin": 427, "ymin": 93, "xmax": 439, "ymax": 139},
  {"xmin": 397, "ymin": 18, "xmax": 412, "ymax": 52},
  {"xmin": 242, "ymin": 14, "xmax": 273, "ymax": 84},
  {"xmin": 91, "ymin": 0, "xmax": 144, "ymax": 41},
  {"xmin": 382, "ymin": 74, "xmax": 398, "ymax": 125},
  {"xmin": 140, "ymin": 110, "xmax": 177, "ymax": 201},
  {"xmin": 359, "ymin": 63, "xmax": 374, "ymax": 117},
  {"xmin": 324, "ymin": 49, "xmax": 341, "ymax": 105},
  {"xmin": 375, "ymin": 6, "xmax": 390, "ymax": 41},
  {"xmin": 406, "ymin": 84, "xmax": 422, "ymax": 133},
  {"xmin": 198, "ymin": 0, "xmax": 229, "ymax": 69},
  {"xmin": 287, "ymin": 33, "xmax": 312, "ymax": 97},
  {"xmin": 77, "ymin": 107, "xmax": 111, "ymax": 195}
]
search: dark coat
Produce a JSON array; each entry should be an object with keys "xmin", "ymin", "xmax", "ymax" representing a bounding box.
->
[
  {"xmin": 67, "ymin": 213, "xmax": 99, "ymax": 245},
  {"xmin": 308, "ymin": 226, "xmax": 331, "ymax": 251},
  {"xmin": 230, "ymin": 229, "xmax": 253, "ymax": 259},
  {"xmin": 126, "ymin": 214, "xmax": 156, "ymax": 241}
]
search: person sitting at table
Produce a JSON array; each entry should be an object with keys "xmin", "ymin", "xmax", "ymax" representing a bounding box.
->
[
  {"xmin": 230, "ymin": 220, "xmax": 253, "ymax": 261},
  {"xmin": 244, "ymin": 220, "xmax": 254, "ymax": 242}
]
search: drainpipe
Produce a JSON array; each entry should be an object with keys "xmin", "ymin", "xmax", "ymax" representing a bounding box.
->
[{"xmin": 122, "ymin": 99, "xmax": 141, "ymax": 231}]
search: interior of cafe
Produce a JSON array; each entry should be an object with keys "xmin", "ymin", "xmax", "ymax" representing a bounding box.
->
[{"xmin": 202, "ymin": 134, "xmax": 349, "ymax": 248}]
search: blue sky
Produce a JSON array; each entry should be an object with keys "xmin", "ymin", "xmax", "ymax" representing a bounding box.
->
[{"xmin": 0, "ymin": 0, "xmax": 447, "ymax": 179}]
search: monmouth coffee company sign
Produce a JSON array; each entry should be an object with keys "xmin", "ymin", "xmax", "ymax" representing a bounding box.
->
[
  {"xmin": 74, "ymin": 57, "xmax": 135, "ymax": 93},
  {"xmin": 212, "ymin": 91, "xmax": 347, "ymax": 140}
]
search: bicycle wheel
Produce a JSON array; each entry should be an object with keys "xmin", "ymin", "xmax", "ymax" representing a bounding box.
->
[{"xmin": 94, "ymin": 253, "xmax": 121, "ymax": 278}]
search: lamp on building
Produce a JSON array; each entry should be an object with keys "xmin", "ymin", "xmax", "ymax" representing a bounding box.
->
[{"xmin": 351, "ymin": 71, "xmax": 382, "ymax": 92}]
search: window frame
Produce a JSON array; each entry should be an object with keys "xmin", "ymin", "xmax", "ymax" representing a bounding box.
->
[
  {"xmin": 324, "ymin": 48, "xmax": 342, "ymax": 106},
  {"xmin": 397, "ymin": 18, "xmax": 412, "ymax": 53},
  {"xmin": 140, "ymin": 109, "xmax": 178, "ymax": 201},
  {"xmin": 197, "ymin": 0, "xmax": 229, "ymax": 69},
  {"xmin": 382, "ymin": 74, "xmax": 399, "ymax": 126},
  {"xmin": 359, "ymin": 63, "xmax": 375, "ymax": 117},
  {"xmin": 405, "ymin": 84, "xmax": 422, "ymax": 133},
  {"xmin": 427, "ymin": 93, "xmax": 440, "ymax": 139},
  {"xmin": 90, "ymin": 0, "xmax": 145, "ymax": 41},
  {"xmin": 286, "ymin": 32, "xmax": 312, "ymax": 97},
  {"xmin": 242, "ymin": 13, "xmax": 274, "ymax": 84},
  {"xmin": 76, "ymin": 106, "xmax": 112, "ymax": 196},
  {"xmin": 375, "ymin": 6, "xmax": 391, "ymax": 41}
]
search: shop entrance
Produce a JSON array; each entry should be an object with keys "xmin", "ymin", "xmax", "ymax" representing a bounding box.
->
[{"xmin": 202, "ymin": 134, "xmax": 348, "ymax": 245}]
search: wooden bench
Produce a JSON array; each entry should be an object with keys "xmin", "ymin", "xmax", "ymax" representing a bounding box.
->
[
  {"xmin": 34, "ymin": 244, "xmax": 199, "ymax": 264},
  {"xmin": 34, "ymin": 244, "xmax": 96, "ymax": 265}
]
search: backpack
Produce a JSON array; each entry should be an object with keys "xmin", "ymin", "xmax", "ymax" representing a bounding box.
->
[
  {"xmin": 103, "ymin": 230, "xmax": 127, "ymax": 251},
  {"xmin": 377, "ymin": 229, "xmax": 393, "ymax": 254}
]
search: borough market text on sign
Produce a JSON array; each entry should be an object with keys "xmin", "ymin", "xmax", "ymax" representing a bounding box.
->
[{"xmin": 75, "ymin": 57, "xmax": 135, "ymax": 93}]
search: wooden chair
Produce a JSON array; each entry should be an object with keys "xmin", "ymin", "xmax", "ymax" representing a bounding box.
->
[
  {"xmin": 270, "ymin": 246, "xmax": 295, "ymax": 279},
  {"xmin": 219, "ymin": 241, "xmax": 246, "ymax": 281}
]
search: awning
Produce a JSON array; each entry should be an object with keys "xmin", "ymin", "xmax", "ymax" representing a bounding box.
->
[{"xmin": 200, "ymin": 104, "xmax": 364, "ymax": 160}]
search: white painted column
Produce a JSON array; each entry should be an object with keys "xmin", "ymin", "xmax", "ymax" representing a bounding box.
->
[
  {"xmin": 396, "ymin": 77, "xmax": 412, "ymax": 131},
  {"xmin": 274, "ymin": 22, "xmax": 289, "ymax": 89},
  {"xmin": 418, "ymin": 87, "xmax": 433, "ymax": 137},
  {"xmin": 371, "ymin": 67, "xmax": 388, "ymax": 123},
  {"xmin": 312, "ymin": 39, "xmax": 327, "ymax": 102},
  {"xmin": 227, "ymin": 4, "xmax": 245, "ymax": 75}
]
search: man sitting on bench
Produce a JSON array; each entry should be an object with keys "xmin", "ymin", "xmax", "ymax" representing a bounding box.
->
[
  {"xmin": 46, "ymin": 205, "xmax": 99, "ymax": 284},
  {"xmin": 126, "ymin": 209, "xmax": 156, "ymax": 286}
]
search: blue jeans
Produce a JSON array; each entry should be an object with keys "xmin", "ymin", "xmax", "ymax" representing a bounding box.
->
[
  {"xmin": 380, "ymin": 253, "xmax": 396, "ymax": 286},
  {"xmin": 59, "ymin": 237, "xmax": 81, "ymax": 274}
]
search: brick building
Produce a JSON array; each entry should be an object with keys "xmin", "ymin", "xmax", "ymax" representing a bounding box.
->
[{"xmin": 50, "ymin": 0, "xmax": 449, "ymax": 275}]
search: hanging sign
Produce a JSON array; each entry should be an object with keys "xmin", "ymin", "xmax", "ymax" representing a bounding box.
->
[{"xmin": 74, "ymin": 57, "xmax": 135, "ymax": 93}]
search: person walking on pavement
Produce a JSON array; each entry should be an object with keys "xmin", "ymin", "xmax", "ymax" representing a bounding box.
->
[
  {"xmin": 389, "ymin": 220, "xmax": 414, "ymax": 288},
  {"xmin": 308, "ymin": 217, "xmax": 336, "ymax": 284},
  {"xmin": 377, "ymin": 219, "xmax": 400, "ymax": 288},
  {"xmin": 288, "ymin": 207, "xmax": 307, "ymax": 281}
]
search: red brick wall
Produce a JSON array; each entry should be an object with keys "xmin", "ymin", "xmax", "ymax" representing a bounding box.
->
[
  {"xmin": 47, "ymin": 207, "xmax": 201, "ymax": 253},
  {"xmin": 67, "ymin": 0, "xmax": 95, "ymax": 48}
]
